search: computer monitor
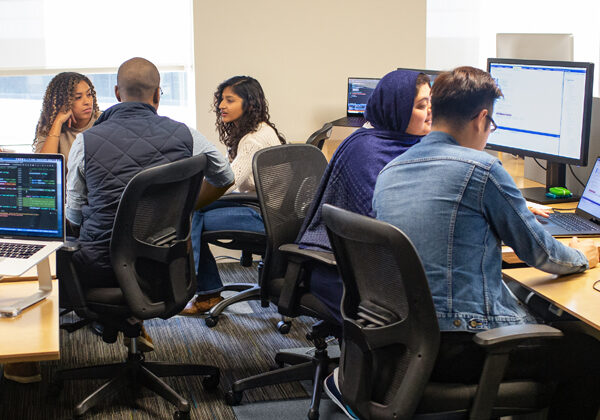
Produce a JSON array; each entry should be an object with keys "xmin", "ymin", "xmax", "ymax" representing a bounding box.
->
[
  {"xmin": 486, "ymin": 58, "xmax": 594, "ymax": 204},
  {"xmin": 397, "ymin": 68, "xmax": 441, "ymax": 84},
  {"xmin": 346, "ymin": 78, "xmax": 380, "ymax": 115}
]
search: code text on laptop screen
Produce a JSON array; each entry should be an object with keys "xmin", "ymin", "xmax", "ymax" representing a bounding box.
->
[
  {"xmin": 347, "ymin": 78, "xmax": 380, "ymax": 114},
  {"xmin": 0, "ymin": 156, "xmax": 63, "ymax": 238}
]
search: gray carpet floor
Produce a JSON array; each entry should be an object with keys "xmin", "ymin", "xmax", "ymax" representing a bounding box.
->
[{"xmin": 0, "ymin": 262, "xmax": 341, "ymax": 420}]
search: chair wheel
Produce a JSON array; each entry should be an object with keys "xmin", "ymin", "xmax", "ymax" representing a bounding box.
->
[
  {"xmin": 277, "ymin": 320, "xmax": 291, "ymax": 334},
  {"xmin": 205, "ymin": 316, "xmax": 218, "ymax": 328},
  {"xmin": 202, "ymin": 373, "xmax": 220, "ymax": 391},
  {"xmin": 225, "ymin": 390, "xmax": 243, "ymax": 406},
  {"xmin": 173, "ymin": 410, "xmax": 190, "ymax": 420},
  {"xmin": 307, "ymin": 408, "xmax": 320, "ymax": 420}
]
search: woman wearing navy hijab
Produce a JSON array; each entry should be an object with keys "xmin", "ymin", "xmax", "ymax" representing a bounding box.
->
[{"xmin": 296, "ymin": 69, "xmax": 432, "ymax": 321}]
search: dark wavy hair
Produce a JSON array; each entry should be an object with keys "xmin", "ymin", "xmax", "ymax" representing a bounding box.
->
[
  {"xmin": 213, "ymin": 76, "xmax": 285, "ymax": 160},
  {"xmin": 33, "ymin": 72, "xmax": 100, "ymax": 148}
]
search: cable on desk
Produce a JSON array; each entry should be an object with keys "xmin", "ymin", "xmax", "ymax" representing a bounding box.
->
[{"xmin": 593, "ymin": 280, "xmax": 600, "ymax": 292}]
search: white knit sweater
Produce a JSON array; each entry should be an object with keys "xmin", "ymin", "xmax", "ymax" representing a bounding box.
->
[{"xmin": 229, "ymin": 122, "xmax": 281, "ymax": 193}]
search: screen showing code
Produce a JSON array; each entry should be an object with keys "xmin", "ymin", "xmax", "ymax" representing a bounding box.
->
[
  {"xmin": 0, "ymin": 160, "xmax": 62, "ymax": 238},
  {"xmin": 347, "ymin": 78, "xmax": 380, "ymax": 114}
]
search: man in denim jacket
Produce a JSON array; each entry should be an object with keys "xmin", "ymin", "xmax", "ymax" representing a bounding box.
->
[{"xmin": 372, "ymin": 66, "xmax": 600, "ymax": 418}]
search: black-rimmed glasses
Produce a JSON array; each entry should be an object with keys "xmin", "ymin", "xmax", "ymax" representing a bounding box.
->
[{"xmin": 486, "ymin": 115, "xmax": 497, "ymax": 133}]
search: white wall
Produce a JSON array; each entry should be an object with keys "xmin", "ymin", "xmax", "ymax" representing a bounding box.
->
[
  {"xmin": 427, "ymin": 0, "xmax": 600, "ymax": 96},
  {"xmin": 193, "ymin": 0, "xmax": 426, "ymax": 150}
]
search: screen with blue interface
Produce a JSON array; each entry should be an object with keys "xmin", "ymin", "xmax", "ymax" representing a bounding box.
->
[
  {"xmin": 486, "ymin": 59, "xmax": 593, "ymax": 165},
  {"xmin": 347, "ymin": 78, "xmax": 380, "ymax": 114},
  {"xmin": 578, "ymin": 157, "xmax": 600, "ymax": 218},
  {"xmin": 0, "ymin": 155, "xmax": 63, "ymax": 238}
]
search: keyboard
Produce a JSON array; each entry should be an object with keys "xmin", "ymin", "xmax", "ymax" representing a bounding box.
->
[
  {"xmin": 547, "ymin": 213, "xmax": 600, "ymax": 232},
  {"xmin": 345, "ymin": 116, "xmax": 366, "ymax": 126},
  {"xmin": 0, "ymin": 243, "xmax": 43, "ymax": 259}
]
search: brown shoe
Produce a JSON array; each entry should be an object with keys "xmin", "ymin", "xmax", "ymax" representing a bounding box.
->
[
  {"xmin": 123, "ymin": 325, "xmax": 154, "ymax": 353},
  {"xmin": 180, "ymin": 294, "xmax": 224, "ymax": 315},
  {"xmin": 3, "ymin": 362, "xmax": 41, "ymax": 384}
]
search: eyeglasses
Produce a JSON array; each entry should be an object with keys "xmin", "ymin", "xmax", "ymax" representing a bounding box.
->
[
  {"xmin": 470, "ymin": 112, "xmax": 497, "ymax": 133},
  {"xmin": 593, "ymin": 280, "xmax": 600, "ymax": 292},
  {"xmin": 486, "ymin": 115, "xmax": 497, "ymax": 133},
  {"xmin": 160, "ymin": 87, "xmax": 164, "ymax": 96}
]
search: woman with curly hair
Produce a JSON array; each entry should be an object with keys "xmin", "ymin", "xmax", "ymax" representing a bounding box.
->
[
  {"xmin": 33, "ymin": 72, "xmax": 101, "ymax": 163},
  {"xmin": 182, "ymin": 76, "xmax": 285, "ymax": 314}
]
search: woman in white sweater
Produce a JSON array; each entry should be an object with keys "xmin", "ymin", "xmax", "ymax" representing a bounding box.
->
[{"xmin": 182, "ymin": 76, "xmax": 285, "ymax": 314}]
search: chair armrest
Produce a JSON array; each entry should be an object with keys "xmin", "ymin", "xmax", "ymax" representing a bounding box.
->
[
  {"xmin": 61, "ymin": 240, "xmax": 81, "ymax": 253},
  {"xmin": 473, "ymin": 324, "xmax": 563, "ymax": 352},
  {"xmin": 278, "ymin": 244, "xmax": 336, "ymax": 266},
  {"xmin": 56, "ymin": 241, "xmax": 98, "ymax": 320},
  {"xmin": 468, "ymin": 324, "xmax": 563, "ymax": 420},
  {"xmin": 217, "ymin": 192, "xmax": 259, "ymax": 205},
  {"xmin": 276, "ymin": 244, "xmax": 336, "ymax": 316}
]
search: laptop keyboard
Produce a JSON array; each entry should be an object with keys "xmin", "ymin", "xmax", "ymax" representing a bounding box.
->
[
  {"xmin": 0, "ymin": 243, "xmax": 44, "ymax": 259},
  {"xmin": 346, "ymin": 116, "xmax": 366, "ymax": 125},
  {"xmin": 548, "ymin": 213, "xmax": 600, "ymax": 232}
]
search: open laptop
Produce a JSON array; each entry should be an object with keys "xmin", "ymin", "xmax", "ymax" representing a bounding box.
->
[
  {"xmin": 536, "ymin": 157, "xmax": 600, "ymax": 236},
  {"xmin": 0, "ymin": 153, "xmax": 65, "ymax": 275},
  {"xmin": 331, "ymin": 77, "xmax": 380, "ymax": 127}
]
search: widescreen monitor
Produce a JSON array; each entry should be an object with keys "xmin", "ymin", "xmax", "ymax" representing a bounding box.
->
[
  {"xmin": 397, "ymin": 68, "xmax": 441, "ymax": 84},
  {"xmin": 486, "ymin": 58, "xmax": 594, "ymax": 203}
]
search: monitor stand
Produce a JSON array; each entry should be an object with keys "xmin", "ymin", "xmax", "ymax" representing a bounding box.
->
[
  {"xmin": 0, "ymin": 257, "xmax": 52, "ymax": 317},
  {"xmin": 520, "ymin": 161, "xmax": 579, "ymax": 205}
]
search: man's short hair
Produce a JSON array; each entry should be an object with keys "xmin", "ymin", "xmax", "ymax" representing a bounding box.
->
[
  {"xmin": 117, "ymin": 57, "xmax": 160, "ymax": 102},
  {"xmin": 431, "ymin": 66, "xmax": 503, "ymax": 127}
]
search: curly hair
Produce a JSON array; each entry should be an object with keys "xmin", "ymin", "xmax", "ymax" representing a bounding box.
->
[
  {"xmin": 213, "ymin": 76, "xmax": 285, "ymax": 160},
  {"xmin": 33, "ymin": 72, "xmax": 100, "ymax": 148}
]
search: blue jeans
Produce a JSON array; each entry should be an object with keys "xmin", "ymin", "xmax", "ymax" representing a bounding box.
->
[{"xmin": 191, "ymin": 201, "xmax": 265, "ymax": 295}]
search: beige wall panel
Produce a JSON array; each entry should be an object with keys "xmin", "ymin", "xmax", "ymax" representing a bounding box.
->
[{"xmin": 193, "ymin": 0, "xmax": 426, "ymax": 152}]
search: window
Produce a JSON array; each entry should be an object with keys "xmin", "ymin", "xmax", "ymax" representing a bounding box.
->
[{"xmin": 0, "ymin": 0, "xmax": 194, "ymax": 152}]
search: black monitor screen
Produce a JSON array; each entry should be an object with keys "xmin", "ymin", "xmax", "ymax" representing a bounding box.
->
[
  {"xmin": 397, "ymin": 68, "xmax": 441, "ymax": 85},
  {"xmin": 347, "ymin": 78, "xmax": 380, "ymax": 115},
  {"xmin": 486, "ymin": 58, "xmax": 594, "ymax": 166}
]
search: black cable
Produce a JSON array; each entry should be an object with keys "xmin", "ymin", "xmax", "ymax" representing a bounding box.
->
[
  {"xmin": 568, "ymin": 165, "xmax": 586, "ymax": 188},
  {"xmin": 533, "ymin": 158, "xmax": 547, "ymax": 171}
]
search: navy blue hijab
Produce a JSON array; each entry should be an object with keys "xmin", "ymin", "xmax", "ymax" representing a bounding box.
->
[{"xmin": 297, "ymin": 70, "xmax": 425, "ymax": 251}]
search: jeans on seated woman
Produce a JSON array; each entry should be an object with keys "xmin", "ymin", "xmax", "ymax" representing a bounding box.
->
[{"xmin": 182, "ymin": 200, "xmax": 264, "ymax": 314}]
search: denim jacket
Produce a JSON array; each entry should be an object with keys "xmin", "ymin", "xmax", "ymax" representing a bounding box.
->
[{"xmin": 373, "ymin": 131, "xmax": 588, "ymax": 332}]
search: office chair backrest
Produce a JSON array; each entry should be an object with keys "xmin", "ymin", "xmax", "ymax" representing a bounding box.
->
[
  {"xmin": 253, "ymin": 144, "xmax": 327, "ymax": 291},
  {"xmin": 306, "ymin": 122, "xmax": 333, "ymax": 150},
  {"xmin": 111, "ymin": 154, "xmax": 207, "ymax": 320},
  {"xmin": 323, "ymin": 204, "xmax": 440, "ymax": 420}
]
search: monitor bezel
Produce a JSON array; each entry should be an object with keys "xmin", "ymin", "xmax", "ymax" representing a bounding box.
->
[
  {"xmin": 485, "ymin": 57, "xmax": 594, "ymax": 167},
  {"xmin": 0, "ymin": 153, "xmax": 65, "ymax": 241},
  {"xmin": 346, "ymin": 77, "xmax": 381, "ymax": 116},
  {"xmin": 396, "ymin": 67, "xmax": 442, "ymax": 78}
]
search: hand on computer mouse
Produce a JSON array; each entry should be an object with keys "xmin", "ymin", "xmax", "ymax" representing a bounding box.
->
[{"xmin": 569, "ymin": 236, "xmax": 599, "ymax": 268}]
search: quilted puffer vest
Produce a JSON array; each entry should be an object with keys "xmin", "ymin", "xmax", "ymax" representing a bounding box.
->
[{"xmin": 76, "ymin": 102, "xmax": 193, "ymax": 271}]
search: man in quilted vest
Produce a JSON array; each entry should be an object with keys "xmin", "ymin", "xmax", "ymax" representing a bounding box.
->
[{"xmin": 66, "ymin": 57, "xmax": 234, "ymax": 290}]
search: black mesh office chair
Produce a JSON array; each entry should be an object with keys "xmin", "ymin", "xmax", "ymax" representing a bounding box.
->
[
  {"xmin": 51, "ymin": 155, "xmax": 219, "ymax": 420},
  {"xmin": 306, "ymin": 122, "xmax": 333, "ymax": 150},
  {"xmin": 200, "ymin": 192, "xmax": 266, "ymax": 327},
  {"xmin": 322, "ymin": 204, "xmax": 564, "ymax": 420},
  {"xmin": 225, "ymin": 144, "xmax": 339, "ymax": 420}
]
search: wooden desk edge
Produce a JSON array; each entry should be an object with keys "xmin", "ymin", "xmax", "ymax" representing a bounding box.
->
[{"xmin": 502, "ymin": 270, "xmax": 600, "ymax": 331}]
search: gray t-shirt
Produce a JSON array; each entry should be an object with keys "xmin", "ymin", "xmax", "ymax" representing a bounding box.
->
[{"xmin": 66, "ymin": 127, "xmax": 234, "ymax": 225}]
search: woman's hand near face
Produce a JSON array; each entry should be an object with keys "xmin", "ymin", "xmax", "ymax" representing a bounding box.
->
[
  {"xmin": 39, "ymin": 107, "xmax": 75, "ymax": 154},
  {"xmin": 52, "ymin": 108, "xmax": 76, "ymax": 131}
]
